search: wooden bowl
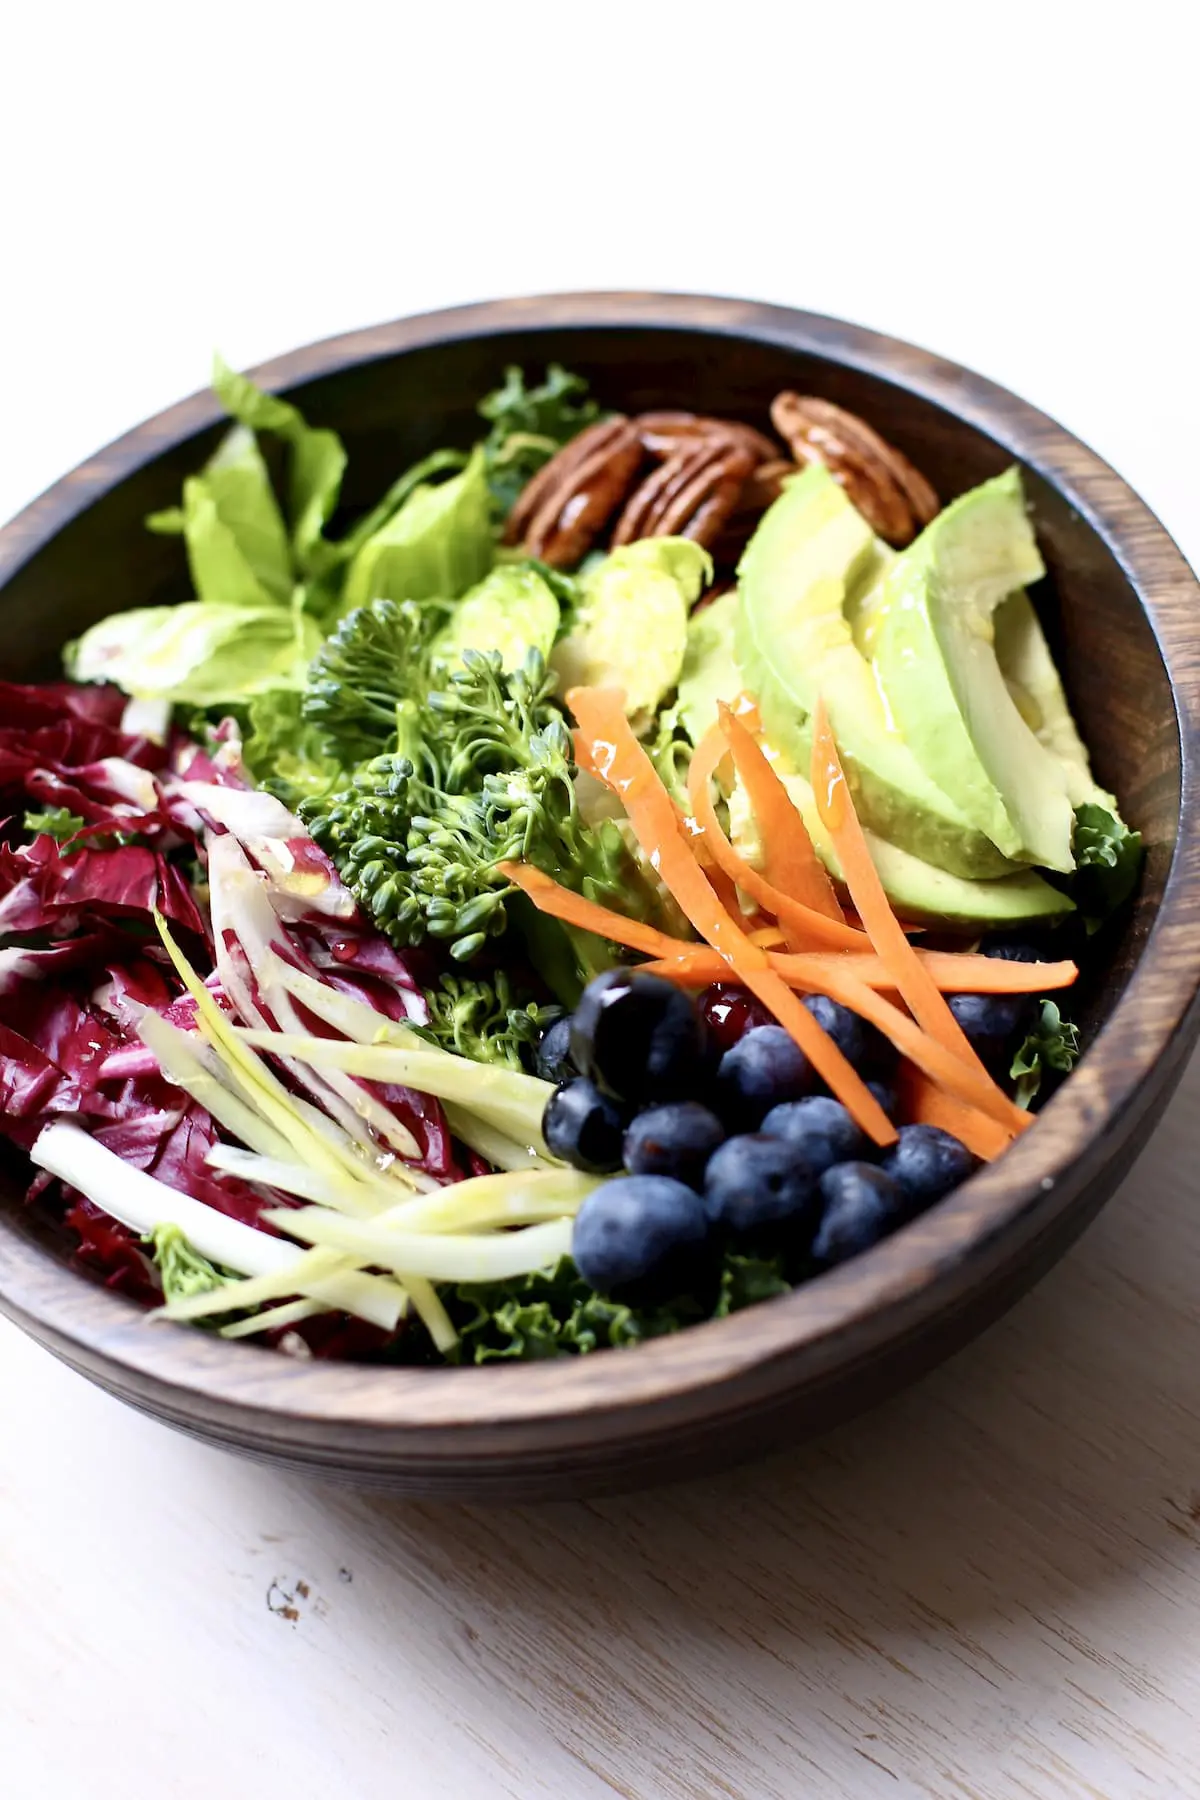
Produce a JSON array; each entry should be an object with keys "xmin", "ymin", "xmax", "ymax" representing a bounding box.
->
[{"xmin": 2, "ymin": 294, "xmax": 1198, "ymax": 1502}]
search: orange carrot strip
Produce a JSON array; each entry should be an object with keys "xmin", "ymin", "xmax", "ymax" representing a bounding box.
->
[
  {"xmin": 639, "ymin": 947, "xmax": 1078, "ymax": 995},
  {"xmin": 687, "ymin": 722, "xmax": 871, "ymax": 954},
  {"xmin": 810, "ymin": 699, "xmax": 1028, "ymax": 1134},
  {"xmin": 568, "ymin": 686, "xmax": 895, "ymax": 1145},
  {"xmin": 499, "ymin": 863, "xmax": 692, "ymax": 961},
  {"xmin": 718, "ymin": 701, "xmax": 845, "ymax": 924},
  {"xmin": 897, "ymin": 1065, "xmax": 1012, "ymax": 1162}
]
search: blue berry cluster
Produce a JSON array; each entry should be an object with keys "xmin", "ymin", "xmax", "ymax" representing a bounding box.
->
[{"xmin": 538, "ymin": 966, "xmax": 1005, "ymax": 1309}]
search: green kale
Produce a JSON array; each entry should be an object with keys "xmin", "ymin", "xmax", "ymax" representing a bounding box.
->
[
  {"xmin": 478, "ymin": 364, "xmax": 601, "ymax": 520},
  {"xmin": 302, "ymin": 597, "xmax": 444, "ymax": 764},
  {"xmin": 149, "ymin": 1223, "xmax": 233, "ymax": 1305},
  {"xmin": 303, "ymin": 644, "xmax": 640, "ymax": 967},
  {"xmin": 448, "ymin": 1250, "xmax": 790, "ymax": 1364},
  {"xmin": 24, "ymin": 806, "xmax": 87, "ymax": 846},
  {"xmin": 416, "ymin": 971, "xmax": 558, "ymax": 1071},
  {"xmin": 241, "ymin": 690, "xmax": 345, "ymax": 809},
  {"xmin": 1010, "ymin": 999, "xmax": 1081, "ymax": 1109},
  {"xmin": 1072, "ymin": 803, "xmax": 1143, "ymax": 932},
  {"xmin": 23, "ymin": 807, "xmax": 137, "ymax": 855}
]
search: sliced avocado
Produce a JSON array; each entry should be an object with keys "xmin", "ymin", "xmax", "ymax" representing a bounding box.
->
[
  {"xmin": 994, "ymin": 590, "xmax": 1117, "ymax": 811},
  {"xmin": 736, "ymin": 464, "xmax": 1014, "ymax": 879},
  {"xmin": 430, "ymin": 563, "xmax": 560, "ymax": 673},
  {"xmin": 869, "ymin": 469, "xmax": 1075, "ymax": 872},
  {"xmin": 728, "ymin": 761, "xmax": 1073, "ymax": 930},
  {"xmin": 550, "ymin": 538, "xmax": 711, "ymax": 734},
  {"xmin": 676, "ymin": 589, "xmax": 742, "ymax": 744},
  {"xmin": 667, "ymin": 581, "xmax": 1071, "ymax": 928}
]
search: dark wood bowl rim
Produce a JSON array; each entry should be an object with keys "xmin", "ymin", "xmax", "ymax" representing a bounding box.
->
[{"xmin": 2, "ymin": 292, "xmax": 1198, "ymax": 1438}]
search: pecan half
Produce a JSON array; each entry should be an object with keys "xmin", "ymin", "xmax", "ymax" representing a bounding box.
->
[
  {"xmin": 612, "ymin": 438, "xmax": 755, "ymax": 549},
  {"xmin": 635, "ymin": 410, "xmax": 781, "ymax": 466},
  {"xmin": 503, "ymin": 417, "xmax": 640, "ymax": 550},
  {"xmin": 512, "ymin": 419, "xmax": 646, "ymax": 566},
  {"xmin": 769, "ymin": 394, "xmax": 939, "ymax": 545}
]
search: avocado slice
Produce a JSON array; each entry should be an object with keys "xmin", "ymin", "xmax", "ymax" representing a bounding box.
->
[
  {"xmin": 993, "ymin": 590, "xmax": 1117, "ymax": 811},
  {"xmin": 550, "ymin": 538, "xmax": 711, "ymax": 734},
  {"xmin": 430, "ymin": 563, "xmax": 560, "ymax": 673},
  {"xmin": 736, "ymin": 465, "xmax": 1014, "ymax": 879},
  {"xmin": 728, "ymin": 762, "xmax": 1073, "ymax": 929},
  {"xmin": 672, "ymin": 575, "xmax": 1071, "ymax": 926},
  {"xmin": 676, "ymin": 589, "xmax": 742, "ymax": 744},
  {"xmin": 869, "ymin": 469, "xmax": 1076, "ymax": 872}
]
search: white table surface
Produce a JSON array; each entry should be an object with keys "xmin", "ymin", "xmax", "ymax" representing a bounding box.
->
[{"xmin": 3, "ymin": 8, "xmax": 1199, "ymax": 1796}]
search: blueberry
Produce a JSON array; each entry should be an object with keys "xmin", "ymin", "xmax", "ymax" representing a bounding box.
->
[
  {"xmin": 623, "ymin": 1101, "xmax": 725, "ymax": 1188},
  {"xmin": 802, "ymin": 994, "xmax": 867, "ymax": 1070},
  {"xmin": 760, "ymin": 1096, "xmax": 867, "ymax": 1174},
  {"xmin": 715, "ymin": 1024, "xmax": 813, "ymax": 1130},
  {"xmin": 879, "ymin": 1124, "xmax": 975, "ymax": 1214},
  {"xmin": 982, "ymin": 939, "xmax": 1041, "ymax": 963},
  {"xmin": 948, "ymin": 991, "xmax": 1029, "ymax": 1061},
  {"xmin": 803, "ymin": 992, "xmax": 894, "ymax": 1074},
  {"xmin": 811, "ymin": 1163, "xmax": 904, "ymax": 1269},
  {"xmin": 542, "ymin": 1078, "xmax": 625, "ymax": 1173},
  {"xmin": 572, "ymin": 1174, "xmax": 711, "ymax": 1301},
  {"xmin": 703, "ymin": 1132, "xmax": 823, "ymax": 1248},
  {"xmin": 699, "ymin": 981, "xmax": 774, "ymax": 1052},
  {"xmin": 570, "ymin": 970, "xmax": 709, "ymax": 1103},
  {"xmin": 535, "ymin": 1015, "xmax": 576, "ymax": 1085},
  {"xmin": 865, "ymin": 1079, "xmax": 897, "ymax": 1120}
]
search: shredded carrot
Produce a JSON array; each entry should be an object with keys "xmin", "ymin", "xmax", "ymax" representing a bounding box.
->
[
  {"xmin": 567, "ymin": 686, "xmax": 895, "ymax": 1145},
  {"xmin": 810, "ymin": 698, "xmax": 1029, "ymax": 1135},
  {"xmin": 638, "ymin": 947, "xmax": 1078, "ymax": 995},
  {"xmin": 687, "ymin": 721, "xmax": 870, "ymax": 954},
  {"xmin": 718, "ymin": 701, "xmax": 845, "ymax": 925},
  {"xmin": 897, "ymin": 1065, "xmax": 1012, "ymax": 1162},
  {"xmin": 499, "ymin": 863, "xmax": 692, "ymax": 960}
]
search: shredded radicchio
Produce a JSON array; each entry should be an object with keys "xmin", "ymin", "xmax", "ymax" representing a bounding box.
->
[{"xmin": 0, "ymin": 680, "xmax": 453, "ymax": 1345}]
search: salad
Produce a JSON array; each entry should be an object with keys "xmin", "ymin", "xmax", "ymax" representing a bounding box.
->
[{"xmin": 0, "ymin": 358, "xmax": 1142, "ymax": 1364}]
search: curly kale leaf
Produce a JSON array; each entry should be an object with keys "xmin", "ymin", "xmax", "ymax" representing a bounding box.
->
[
  {"xmin": 1010, "ymin": 999, "xmax": 1081, "ymax": 1109},
  {"xmin": 304, "ymin": 645, "xmax": 638, "ymax": 965},
  {"xmin": 148, "ymin": 1224, "xmax": 234, "ymax": 1306},
  {"xmin": 1072, "ymin": 803, "xmax": 1143, "ymax": 932},
  {"xmin": 478, "ymin": 364, "xmax": 601, "ymax": 521},
  {"xmin": 301, "ymin": 597, "xmax": 446, "ymax": 764},
  {"xmin": 416, "ymin": 971, "xmax": 559, "ymax": 1071},
  {"xmin": 447, "ymin": 1250, "xmax": 790, "ymax": 1364}
]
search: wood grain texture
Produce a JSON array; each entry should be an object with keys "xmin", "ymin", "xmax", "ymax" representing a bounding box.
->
[{"xmin": 3, "ymin": 293, "xmax": 1200, "ymax": 1500}]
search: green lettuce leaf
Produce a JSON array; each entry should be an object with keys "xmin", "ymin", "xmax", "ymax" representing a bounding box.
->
[
  {"xmin": 212, "ymin": 354, "xmax": 348, "ymax": 576},
  {"xmin": 1072, "ymin": 803, "xmax": 1143, "ymax": 931},
  {"xmin": 67, "ymin": 596, "xmax": 322, "ymax": 707},
  {"xmin": 340, "ymin": 444, "xmax": 493, "ymax": 615},
  {"xmin": 1010, "ymin": 999, "xmax": 1081, "ymax": 1109},
  {"xmin": 148, "ymin": 421, "xmax": 295, "ymax": 611}
]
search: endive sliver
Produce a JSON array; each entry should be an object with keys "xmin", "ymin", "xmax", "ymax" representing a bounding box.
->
[
  {"xmin": 234, "ymin": 1030, "xmax": 553, "ymax": 1150},
  {"xmin": 153, "ymin": 910, "xmax": 375, "ymax": 1191},
  {"xmin": 267, "ymin": 1206, "xmax": 576, "ymax": 1285},
  {"xmin": 209, "ymin": 835, "xmax": 421, "ymax": 1162},
  {"xmin": 29, "ymin": 1122, "xmax": 404, "ymax": 1332}
]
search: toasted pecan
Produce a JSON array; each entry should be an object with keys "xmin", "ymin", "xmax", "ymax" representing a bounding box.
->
[
  {"xmin": 503, "ymin": 417, "xmax": 637, "ymax": 548},
  {"xmin": 612, "ymin": 439, "xmax": 754, "ymax": 549},
  {"xmin": 769, "ymin": 393, "xmax": 939, "ymax": 545},
  {"xmin": 635, "ymin": 411, "xmax": 781, "ymax": 465},
  {"xmin": 519, "ymin": 420, "xmax": 645, "ymax": 566}
]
